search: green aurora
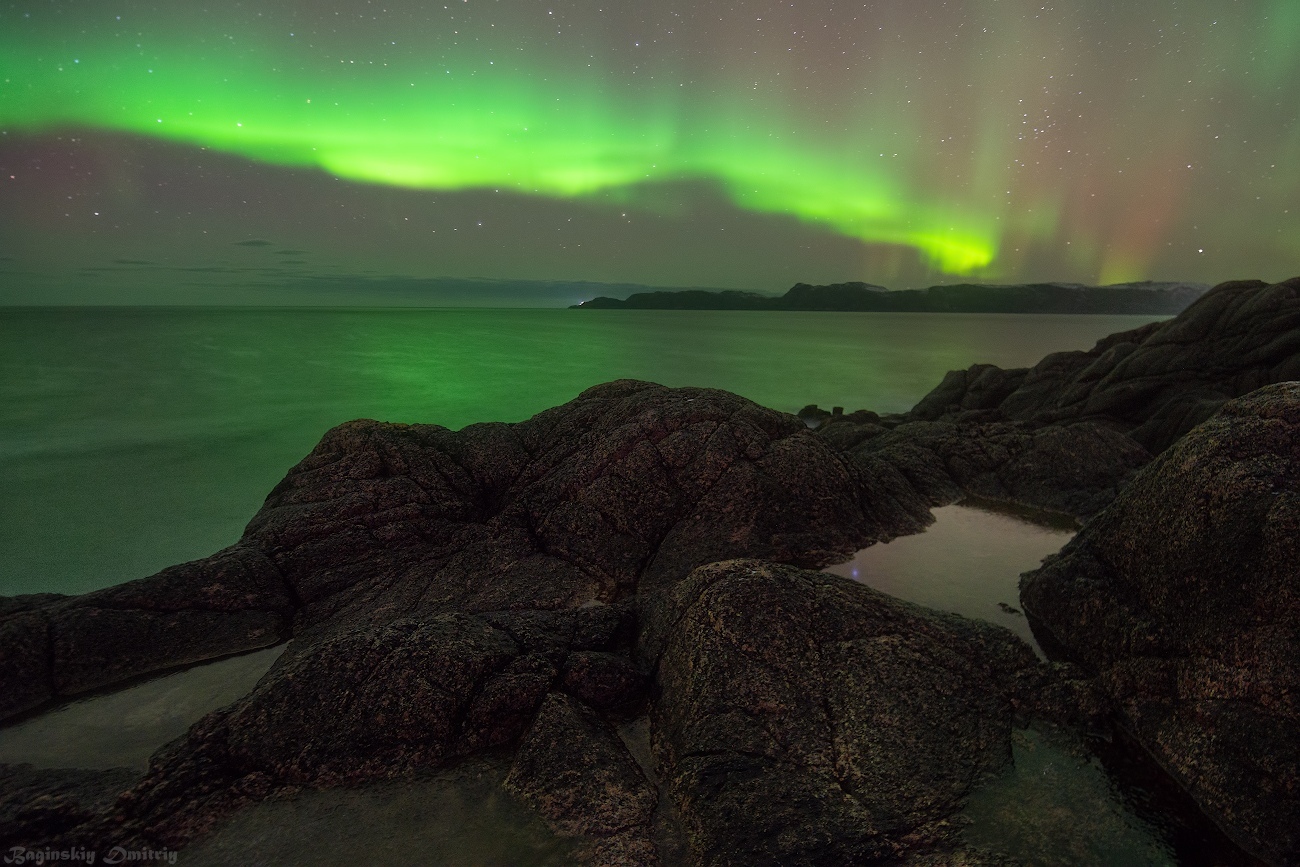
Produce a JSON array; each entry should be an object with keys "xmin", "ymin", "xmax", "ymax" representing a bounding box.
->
[
  {"xmin": 0, "ymin": 42, "xmax": 995, "ymax": 273},
  {"xmin": 2, "ymin": 0, "xmax": 1298, "ymax": 285}
]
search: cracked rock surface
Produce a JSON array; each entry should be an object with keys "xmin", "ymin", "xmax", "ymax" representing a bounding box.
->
[{"xmin": 649, "ymin": 559, "xmax": 1038, "ymax": 866}]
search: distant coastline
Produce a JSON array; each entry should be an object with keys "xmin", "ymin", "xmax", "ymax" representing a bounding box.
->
[{"xmin": 571, "ymin": 280, "xmax": 1209, "ymax": 315}]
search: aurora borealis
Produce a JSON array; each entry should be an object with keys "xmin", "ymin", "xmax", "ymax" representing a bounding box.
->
[{"xmin": 1, "ymin": 0, "xmax": 1298, "ymax": 299}]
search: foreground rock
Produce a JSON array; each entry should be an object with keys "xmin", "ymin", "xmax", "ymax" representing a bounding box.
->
[
  {"xmin": 7, "ymin": 277, "xmax": 1296, "ymax": 862},
  {"xmin": 0, "ymin": 764, "xmax": 141, "ymax": 847},
  {"xmin": 0, "ymin": 381, "xmax": 928, "ymax": 726},
  {"xmin": 506, "ymin": 692, "xmax": 658, "ymax": 866},
  {"xmin": 1021, "ymin": 383, "xmax": 1300, "ymax": 865},
  {"xmin": 0, "ymin": 381, "xmax": 937, "ymax": 859},
  {"xmin": 824, "ymin": 277, "xmax": 1300, "ymax": 518},
  {"xmin": 649, "ymin": 560, "xmax": 1039, "ymax": 865}
]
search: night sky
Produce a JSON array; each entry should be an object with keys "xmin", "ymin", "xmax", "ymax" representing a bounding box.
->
[{"xmin": 1, "ymin": 0, "xmax": 1297, "ymax": 303}]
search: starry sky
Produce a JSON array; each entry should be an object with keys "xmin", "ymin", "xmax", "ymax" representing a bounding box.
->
[{"xmin": 1, "ymin": 0, "xmax": 1297, "ymax": 303}]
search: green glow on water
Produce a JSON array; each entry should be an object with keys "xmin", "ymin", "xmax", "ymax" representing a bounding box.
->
[{"xmin": 0, "ymin": 308, "xmax": 1166, "ymax": 596}]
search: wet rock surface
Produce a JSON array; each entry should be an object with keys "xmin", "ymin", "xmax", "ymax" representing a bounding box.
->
[
  {"xmin": 506, "ymin": 692, "xmax": 658, "ymax": 866},
  {"xmin": 0, "ymin": 548, "xmax": 293, "ymax": 722},
  {"xmin": 0, "ymin": 764, "xmax": 141, "ymax": 849},
  {"xmin": 1021, "ymin": 383, "xmax": 1300, "ymax": 865}
]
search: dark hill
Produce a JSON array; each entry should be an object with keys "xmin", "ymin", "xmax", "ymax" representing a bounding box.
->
[
  {"xmin": 572, "ymin": 279, "xmax": 1208, "ymax": 314},
  {"xmin": 574, "ymin": 288, "xmax": 774, "ymax": 310}
]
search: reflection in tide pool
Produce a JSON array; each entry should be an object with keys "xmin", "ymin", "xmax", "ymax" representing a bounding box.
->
[
  {"xmin": 0, "ymin": 644, "xmax": 284, "ymax": 771},
  {"xmin": 823, "ymin": 502, "xmax": 1075, "ymax": 655},
  {"xmin": 963, "ymin": 727, "xmax": 1174, "ymax": 866},
  {"xmin": 826, "ymin": 504, "xmax": 1181, "ymax": 865}
]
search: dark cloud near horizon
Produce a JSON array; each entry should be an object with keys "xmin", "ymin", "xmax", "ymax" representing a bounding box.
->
[
  {"xmin": 273, "ymin": 274, "xmax": 739, "ymax": 307},
  {"xmin": 0, "ymin": 133, "xmax": 891, "ymax": 301}
]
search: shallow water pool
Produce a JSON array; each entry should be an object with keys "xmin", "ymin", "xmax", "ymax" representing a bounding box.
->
[
  {"xmin": 0, "ymin": 644, "xmax": 284, "ymax": 771},
  {"xmin": 823, "ymin": 501, "xmax": 1075, "ymax": 655}
]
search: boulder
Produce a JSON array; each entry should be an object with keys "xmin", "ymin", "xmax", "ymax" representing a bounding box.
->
[
  {"xmin": 910, "ymin": 277, "xmax": 1300, "ymax": 448},
  {"xmin": 505, "ymin": 692, "xmax": 659, "ymax": 866},
  {"xmin": 0, "ymin": 764, "xmax": 140, "ymax": 850},
  {"xmin": 1021, "ymin": 383, "xmax": 1300, "ymax": 865},
  {"xmin": 0, "ymin": 547, "xmax": 293, "ymax": 721},
  {"xmin": 837, "ymin": 419, "xmax": 1149, "ymax": 518},
  {"xmin": 649, "ymin": 559, "xmax": 1039, "ymax": 865}
]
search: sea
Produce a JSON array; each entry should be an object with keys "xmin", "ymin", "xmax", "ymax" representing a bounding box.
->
[
  {"xmin": 7, "ymin": 305, "xmax": 1257, "ymax": 865},
  {"xmin": 0, "ymin": 306, "xmax": 1162, "ymax": 597}
]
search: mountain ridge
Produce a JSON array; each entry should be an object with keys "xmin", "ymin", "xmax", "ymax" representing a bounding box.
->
[{"xmin": 572, "ymin": 279, "xmax": 1209, "ymax": 314}]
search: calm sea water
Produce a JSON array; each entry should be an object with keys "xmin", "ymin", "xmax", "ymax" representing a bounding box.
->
[{"xmin": 0, "ymin": 307, "xmax": 1162, "ymax": 596}]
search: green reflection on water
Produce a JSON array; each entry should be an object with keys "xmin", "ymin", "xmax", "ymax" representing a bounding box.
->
[
  {"xmin": 1, "ymin": 308, "xmax": 1161, "ymax": 595},
  {"xmin": 824, "ymin": 504, "xmax": 1075, "ymax": 656}
]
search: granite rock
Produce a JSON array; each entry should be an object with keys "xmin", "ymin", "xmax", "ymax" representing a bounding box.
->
[
  {"xmin": 0, "ymin": 381, "xmax": 934, "ymax": 855},
  {"xmin": 0, "ymin": 547, "xmax": 293, "ymax": 721},
  {"xmin": 828, "ymin": 277, "xmax": 1300, "ymax": 518},
  {"xmin": 506, "ymin": 692, "xmax": 659, "ymax": 866},
  {"xmin": 1021, "ymin": 383, "xmax": 1300, "ymax": 865},
  {"xmin": 650, "ymin": 559, "xmax": 1039, "ymax": 866},
  {"xmin": 0, "ymin": 764, "xmax": 141, "ymax": 850}
]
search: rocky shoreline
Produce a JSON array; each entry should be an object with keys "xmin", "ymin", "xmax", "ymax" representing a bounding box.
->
[{"xmin": 2, "ymin": 276, "xmax": 1297, "ymax": 864}]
